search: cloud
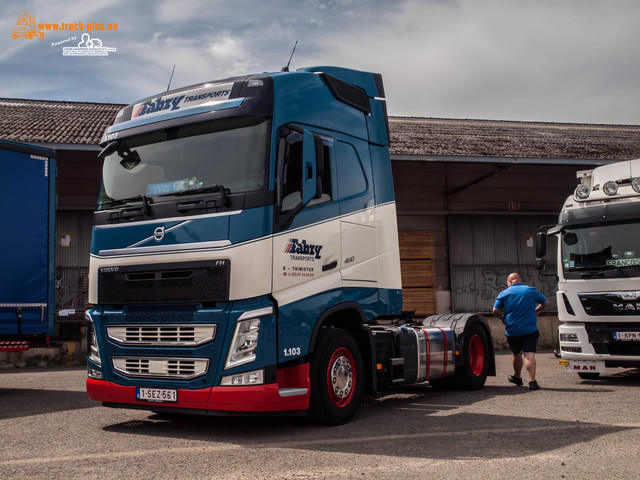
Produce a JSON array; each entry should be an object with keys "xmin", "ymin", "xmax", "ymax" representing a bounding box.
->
[
  {"xmin": 310, "ymin": 0, "xmax": 640, "ymax": 123},
  {"xmin": 1, "ymin": 0, "xmax": 639, "ymax": 124}
]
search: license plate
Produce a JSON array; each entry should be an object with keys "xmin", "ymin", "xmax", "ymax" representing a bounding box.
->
[
  {"xmin": 613, "ymin": 331, "xmax": 640, "ymax": 341},
  {"xmin": 136, "ymin": 387, "xmax": 177, "ymax": 403},
  {"xmin": 564, "ymin": 360, "xmax": 605, "ymax": 373}
]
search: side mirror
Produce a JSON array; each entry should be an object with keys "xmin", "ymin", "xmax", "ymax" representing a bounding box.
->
[
  {"xmin": 535, "ymin": 257, "xmax": 546, "ymax": 271},
  {"xmin": 535, "ymin": 232, "xmax": 547, "ymax": 257}
]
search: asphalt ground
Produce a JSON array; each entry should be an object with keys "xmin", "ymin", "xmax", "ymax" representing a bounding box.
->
[{"xmin": 0, "ymin": 351, "xmax": 638, "ymax": 479}]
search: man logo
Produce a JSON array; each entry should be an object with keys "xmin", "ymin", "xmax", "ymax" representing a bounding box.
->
[{"xmin": 153, "ymin": 226, "xmax": 165, "ymax": 242}]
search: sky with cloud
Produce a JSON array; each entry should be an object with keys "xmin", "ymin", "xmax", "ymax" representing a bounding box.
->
[{"xmin": 2, "ymin": 0, "xmax": 639, "ymax": 124}]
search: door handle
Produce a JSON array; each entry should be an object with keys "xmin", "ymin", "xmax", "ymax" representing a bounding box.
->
[{"xmin": 322, "ymin": 260, "xmax": 338, "ymax": 272}]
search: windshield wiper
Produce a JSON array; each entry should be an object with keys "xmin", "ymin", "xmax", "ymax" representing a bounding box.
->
[
  {"xmin": 101, "ymin": 195, "xmax": 152, "ymax": 215},
  {"xmin": 576, "ymin": 265, "xmax": 631, "ymax": 278},
  {"xmin": 160, "ymin": 184, "xmax": 229, "ymax": 206},
  {"xmin": 580, "ymin": 271, "xmax": 605, "ymax": 279}
]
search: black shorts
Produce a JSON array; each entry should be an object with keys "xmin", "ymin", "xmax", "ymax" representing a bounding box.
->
[{"xmin": 507, "ymin": 330, "xmax": 540, "ymax": 354}]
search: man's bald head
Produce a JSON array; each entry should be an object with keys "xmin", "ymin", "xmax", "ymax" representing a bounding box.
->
[{"xmin": 507, "ymin": 273, "xmax": 521, "ymax": 285}]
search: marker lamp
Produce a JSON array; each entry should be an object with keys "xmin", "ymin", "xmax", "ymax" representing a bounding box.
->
[
  {"xmin": 575, "ymin": 184, "xmax": 590, "ymax": 200},
  {"xmin": 603, "ymin": 181, "xmax": 618, "ymax": 196}
]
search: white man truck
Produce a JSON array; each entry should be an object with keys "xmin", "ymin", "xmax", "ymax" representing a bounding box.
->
[
  {"xmin": 86, "ymin": 66, "xmax": 495, "ymax": 424},
  {"xmin": 536, "ymin": 159, "xmax": 640, "ymax": 379}
]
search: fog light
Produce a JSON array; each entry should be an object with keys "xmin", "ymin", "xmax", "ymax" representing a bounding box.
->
[
  {"xmin": 632, "ymin": 177, "xmax": 640, "ymax": 193},
  {"xmin": 560, "ymin": 333, "xmax": 579, "ymax": 342},
  {"xmin": 88, "ymin": 366, "xmax": 104, "ymax": 379},
  {"xmin": 561, "ymin": 346, "xmax": 582, "ymax": 353},
  {"xmin": 603, "ymin": 181, "xmax": 618, "ymax": 196},
  {"xmin": 575, "ymin": 184, "xmax": 590, "ymax": 199},
  {"xmin": 221, "ymin": 369, "xmax": 264, "ymax": 386}
]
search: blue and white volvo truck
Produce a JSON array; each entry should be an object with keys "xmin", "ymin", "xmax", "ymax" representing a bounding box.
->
[
  {"xmin": 0, "ymin": 140, "xmax": 56, "ymax": 352},
  {"xmin": 536, "ymin": 159, "xmax": 640, "ymax": 379},
  {"xmin": 86, "ymin": 66, "xmax": 495, "ymax": 424}
]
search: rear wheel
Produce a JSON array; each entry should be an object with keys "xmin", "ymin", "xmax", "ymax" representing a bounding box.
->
[
  {"xmin": 578, "ymin": 372, "xmax": 600, "ymax": 380},
  {"xmin": 452, "ymin": 323, "xmax": 489, "ymax": 390},
  {"xmin": 308, "ymin": 328, "xmax": 363, "ymax": 425}
]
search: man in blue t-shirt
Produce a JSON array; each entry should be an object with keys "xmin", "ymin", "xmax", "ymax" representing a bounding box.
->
[{"xmin": 493, "ymin": 272, "xmax": 549, "ymax": 390}]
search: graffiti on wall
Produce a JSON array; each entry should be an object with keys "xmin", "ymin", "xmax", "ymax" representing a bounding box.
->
[{"xmin": 454, "ymin": 265, "xmax": 558, "ymax": 312}]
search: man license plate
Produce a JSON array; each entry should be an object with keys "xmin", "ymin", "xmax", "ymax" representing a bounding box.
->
[
  {"xmin": 613, "ymin": 331, "xmax": 640, "ymax": 341},
  {"xmin": 136, "ymin": 387, "xmax": 177, "ymax": 403}
]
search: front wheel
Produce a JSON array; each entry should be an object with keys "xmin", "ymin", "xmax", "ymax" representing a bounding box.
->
[
  {"xmin": 308, "ymin": 328, "xmax": 363, "ymax": 425},
  {"xmin": 452, "ymin": 323, "xmax": 489, "ymax": 390}
]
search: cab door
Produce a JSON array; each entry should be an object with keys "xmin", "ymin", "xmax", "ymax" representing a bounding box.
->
[{"xmin": 272, "ymin": 126, "xmax": 340, "ymax": 363}]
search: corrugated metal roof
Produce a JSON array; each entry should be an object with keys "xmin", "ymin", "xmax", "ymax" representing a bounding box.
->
[{"xmin": 1, "ymin": 98, "xmax": 639, "ymax": 160}]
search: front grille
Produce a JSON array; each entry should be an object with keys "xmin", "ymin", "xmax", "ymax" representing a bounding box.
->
[
  {"xmin": 98, "ymin": 260, "xmax": 230, "ymax": 304},
  {"xmin": 102, "ymin": 305, "xmax": 226, "ymax": 386},
  {"xmin": 107, "ymin": 324, "xmax": 216, "ymax": 346},
  {"xmin": 112, "ymin": 357, "xmax": 209, "ymax": 379},
  {"xmin": 579, "ymin": 292, "xmax": 640, "ymax": 316},
  {"xmin": 587, "ymin": 324, "xmax": 640, "ymax": 356}
]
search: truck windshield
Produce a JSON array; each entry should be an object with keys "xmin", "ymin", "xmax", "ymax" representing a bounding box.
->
[
  {"xmin": 561, "ymin": 221, "xmax": 640, "ymax": 275},
  {"xmin": 98, "ymin": 116, "xmax": 269, "ymax": 209}
]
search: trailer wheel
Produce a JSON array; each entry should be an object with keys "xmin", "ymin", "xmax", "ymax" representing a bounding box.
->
[
  {"xmin": 308, "ymin": 328, "xmax": 363, "ymax": 425},
  {"xmin": 453, "ymin": 323, "xmax": 489, "ymax": 390},
  {"xmin": 578, "ymin": 372, "xmax": 600, "ymax": 380}
]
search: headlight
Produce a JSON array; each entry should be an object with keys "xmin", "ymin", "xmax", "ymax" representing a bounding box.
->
[
  {"xmin": 603, "ymin": 181, "xmax": 618, "ymax": 196},
  {"xmin": 225, "ymin": 318, "xmax": 260, "ymax": 369},
  {"xmin": 575, "ymin": 184, "xmax": 590, "ymax": 199},
  {"xmin": 632, "ymin": 177, "xmax": 640, "ymax": 193},
  {"xmin": 225, "ymin": 306, "xmax": 272, "ymax": 370},
  {"xmin": 86, "ymin": 311, "xmax": 102, "ymax": 367},
  {"xmin": 560, "ymin": 333, "xmax": 579, "ymax": 342}
]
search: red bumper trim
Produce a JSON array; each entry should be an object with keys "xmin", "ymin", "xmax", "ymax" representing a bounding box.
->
[{"xmin": 86, "ymin": 363, "xmax": 310, "ymax": 413}]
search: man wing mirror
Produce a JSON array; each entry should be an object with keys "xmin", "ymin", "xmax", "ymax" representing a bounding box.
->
[{"xmin": 535, "ymin": 232, "xmax": 547, "ymax": 257}]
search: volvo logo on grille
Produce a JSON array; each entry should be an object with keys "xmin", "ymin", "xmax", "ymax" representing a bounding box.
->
[
  {"xmin": 99, "ymin": 267, "xmax": 119, "ymax": 273},
  {"xmin": 153, "ymin": 226, "xmax": 165, "ymax": 242}
]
